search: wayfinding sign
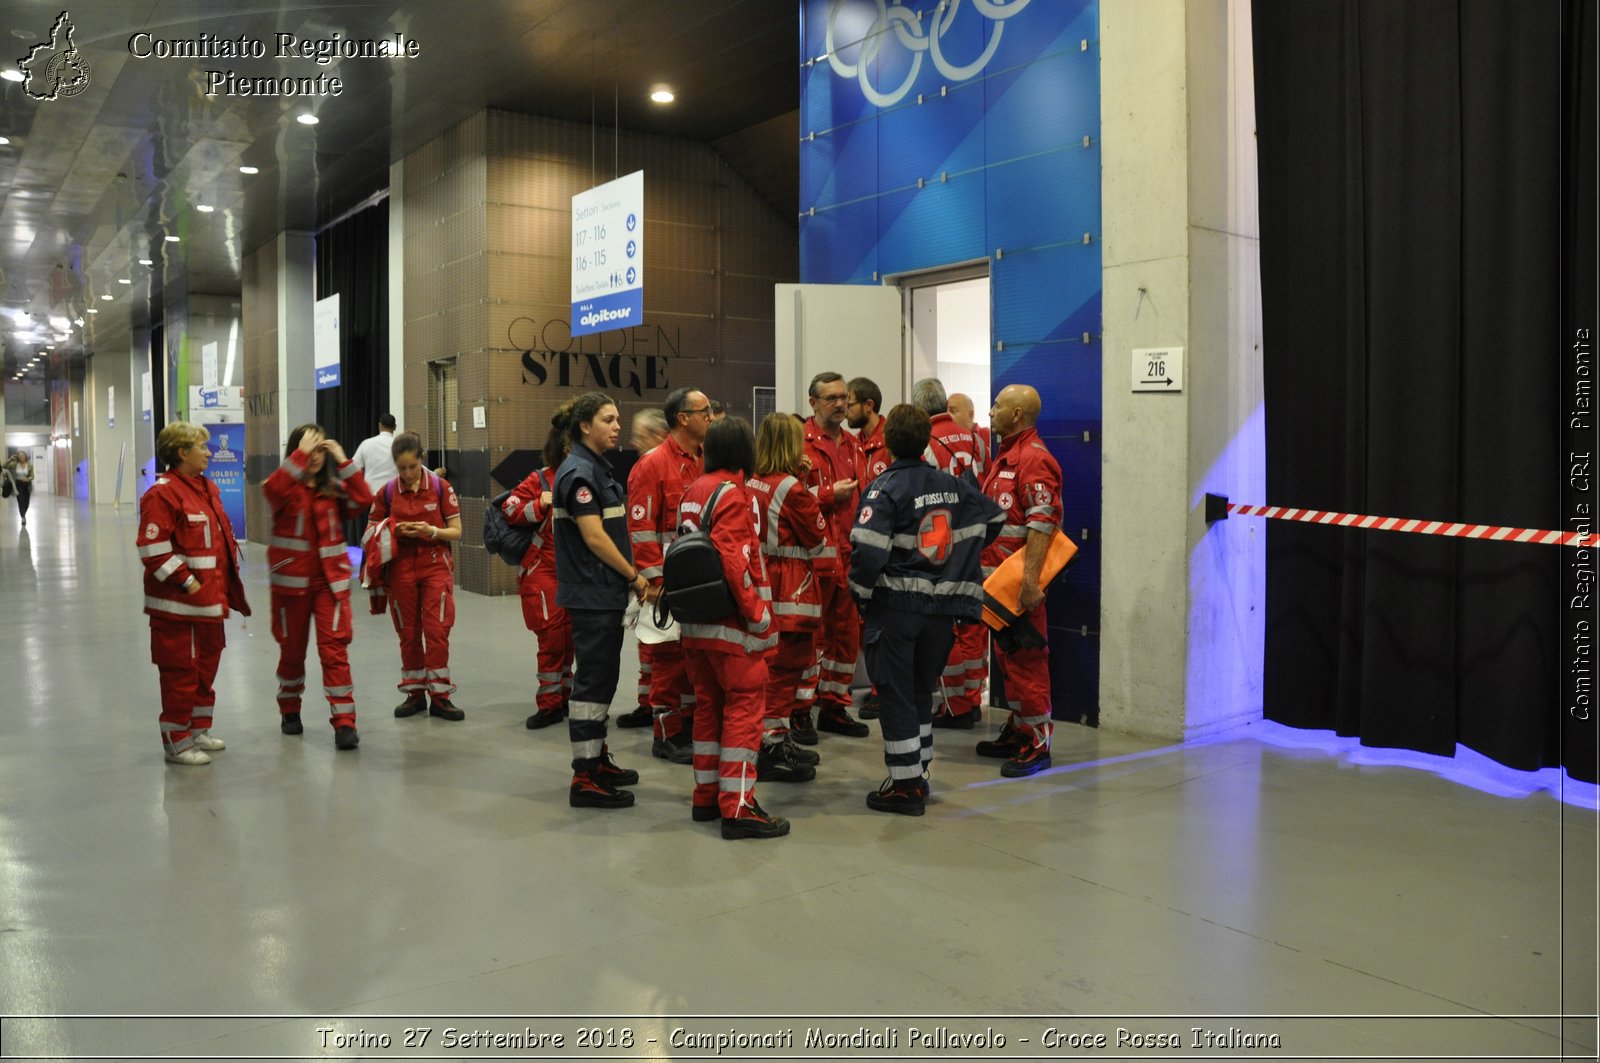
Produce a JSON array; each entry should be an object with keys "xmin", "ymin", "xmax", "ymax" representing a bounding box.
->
[{"xmin": 571, "ymin": 170, "xmax": 643, "ymax": 338}]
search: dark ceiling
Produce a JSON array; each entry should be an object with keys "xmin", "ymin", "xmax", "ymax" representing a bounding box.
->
[{"xmin": 0, "ymin": 0, "xmax": 800, "ymax": 384}]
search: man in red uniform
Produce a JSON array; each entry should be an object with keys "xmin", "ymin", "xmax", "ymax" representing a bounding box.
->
[
  {"xmin": 947, "ymin": 392, "xmax": 989, "ymax": 480},
  {"xmin": 913, "ymin": 378, "xmax": 991, "ymax": 727},
  {"xmin": 979, "ymin": 384, "xmax": 1062, "ymax": 776},
  {"xmin": 625, "ymin": 386, "xmax": 710, "ymax": 763},
  {"xmin": 618, "ymin": 409, "xmax": 669, "ymax": 724},
  {"xmin": 801, "ymin": 371, "xmax": 869, "ymax": 740},
  {"xmin": 848, "ymin": 377, "xmax": 889, "ymax": 486}
]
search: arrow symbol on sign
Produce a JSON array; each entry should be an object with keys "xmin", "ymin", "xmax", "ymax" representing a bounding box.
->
[{"xmin": 1139, "ymin": 378, "xmax": 1175, "ymax": 386}]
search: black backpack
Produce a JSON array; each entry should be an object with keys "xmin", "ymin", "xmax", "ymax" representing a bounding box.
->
[
  {"xmin": 657, "ymin": 482, "xmax": 735, "ymax": 624},
  {"xmin": 484, "ymin": 474, "xmax": 542, "ymax": 567}
]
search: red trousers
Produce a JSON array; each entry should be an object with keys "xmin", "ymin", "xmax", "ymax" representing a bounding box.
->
[
  {"xmin": 764, "ymin": 630, "xmax": 817, "ymax": 739},
  {"xmin": 993, "ymin": 603, "xmax": 1052, "ymax": 749},
  {"xmin": 272, "ymin": 589, "xmax": 355, "ymax": 728},
  {"xmin": 940, "ymin": 620, "xmax": 989, "ymax": 717},
  {"xmin": 686, "ymin": 650, "xmax": 769, "ymax": 818},
  {"xmin": 389, "ymin": 562, "xmax": 455, "ymax": 699},
  {"xmin": 150, "ymin": 617, "xmax": 225, "ymax": 753},
  {"xmin": 635, "ymin": 643, "xmax": 653, "ymax": 710},
  {"xmin": 815, "ymin": 578, "xmax": 859, "ymax": 711},
  {"xmin": 644, "ymin": 639, "xmax": 694, "ymax": 739},
  {"xmin": 521, "ymin": 588, "xmax": 573, "ymax": 713}
]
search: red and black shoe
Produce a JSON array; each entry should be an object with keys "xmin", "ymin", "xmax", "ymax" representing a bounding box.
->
[
  {"xmin": 866, "ymin": 777, "xmax": 926, "ymax": 816},
  {"xmin": 428, "ymin": 697, "xmax": 465, "ymax": 721},
  {"xmin": 721, "ymin": 799, "xmax": 790, "ymax": 840},
  {"xmin": 816, "ymin": 705, "xmax": 869, "ymax": 737},
  {"xmin": 975, "ymin": 718, "xmax": 1023, "ymax": 759},
  {"xmin": 393, "ymin": 694, "xmax": 427, "ymax": 718},
  {"xmin": 525, "ymin": 706, "xmax": 567, "ymax": 729},
  {"xmin": 615, "ymin": 705, "xmax": 653, "ymax": 729},
  {"xmin": 789, "ymin": 708, "xmax": 819, "ymax": 746},
  {"xmin": 691, "ymin": 804, "xmax": 720, "ymax": 823},
  {"xmin": 594, "ymin": 748, "xmax": 639, "ymax": 787},
  {"xmin": 932, "ymin": 708, "xmax": 977, "ymax": 729},
  {"xmin": 857, "ymin": 691, "xmax": 881, "ymax": 720},
  {"xmin": 1000, "ymin": 743, "xmax": 1052, "ymax": 778},
  {"xmin": 570, "ymin": 771, "xmax": 635, "ymax": 809}
]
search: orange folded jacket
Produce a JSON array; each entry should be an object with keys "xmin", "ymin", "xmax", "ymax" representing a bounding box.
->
[{"xmin": 982, "ymin": 530, "xmax": 1079, "ymax": 631}]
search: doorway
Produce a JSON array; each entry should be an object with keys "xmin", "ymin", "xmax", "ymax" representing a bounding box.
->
[{"xmin": 899, "ymin": 262, "xmax": 991, "ymax": 426}]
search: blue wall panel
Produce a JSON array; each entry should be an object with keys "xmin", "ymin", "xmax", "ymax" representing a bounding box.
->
[{"xmin": 801, "ymin": 0, "xmax": 1102, "ymax": 721}]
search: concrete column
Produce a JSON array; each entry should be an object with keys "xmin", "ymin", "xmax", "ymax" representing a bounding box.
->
[
  {"xmin": 1098, "ymin": 0, "xmax": 1265, "ymax": 742},
  {"xmin": 277, "ymin": 231, "xmax": 317, "ymax": 448},
  {"xmin": 85, "ymin": 342, "xmax": 138, "ymax": 505}
]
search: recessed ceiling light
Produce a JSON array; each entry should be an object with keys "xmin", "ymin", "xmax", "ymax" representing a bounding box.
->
[
  {"xmin": 0, "ymin": 136, "xmax": 9, "ymax": 146},
  {"xmin": 196, "ymin": 204, "xmax": 214, "ymax": 213},
  {"xmin": 296, "ymin": 113, "xmax": 319, "ymax": 125},
  {"xmin": 239, "ymin": 165, "xmax": 259, "ymax": 175},
  {"xmin": 165, "ymin": 235, "xmax": 180, "ymax": 243},
  {"xmin": 650, "ymin": 87, "xmax": 675, "ymax": 104},
  {"xmin": 85, "ymin": 308, "xmax": 97, "ymax": 314},
  {"xmin": 117, "ymin": 278, "xmax": 131, "ymax": 284},
  {"xmin": 100, "ymin": 294, "xmax": 112, "ymax": 301},
  {"xmin": 138, "ymin": 258, "xmax": 152, "ymax": 266},
  {"xmin": 0, "ymin": 70, "xmax": 23, "ymax": 83}
]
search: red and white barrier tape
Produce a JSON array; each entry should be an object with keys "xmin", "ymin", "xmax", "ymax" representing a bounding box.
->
[{"xmin": 1204, "ymin": 494, "xmax": 1599, "ymax": 548}]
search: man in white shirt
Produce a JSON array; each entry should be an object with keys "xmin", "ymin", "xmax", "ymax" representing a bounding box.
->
[{"xmin": 350, "ymin": 414, "xmax": 398, "ymax": 543}]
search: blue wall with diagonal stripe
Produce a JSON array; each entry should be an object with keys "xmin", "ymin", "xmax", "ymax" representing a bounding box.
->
[{"xmin": 800, "ymin": 0, "xmax": 1102, "ymax": 722}]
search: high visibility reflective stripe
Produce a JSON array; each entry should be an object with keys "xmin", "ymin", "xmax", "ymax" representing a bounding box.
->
[
  {"xmin": 721, "ymin": 747, "xmax": 759, "ymax": 765},
  {"xmin": 773, "ymin": 602, "xmax": 822, "ymax": 617},
  {"xmin": 320, "ymin": 544, "xmax": 348, "ymax": 558},
  {"xmin": 401, "ymin": 669, "xmax": 427, "ymax": 679},
  {"xmin": 294, "ymin": 512, "xmax": 306, "ymax": 536},
  {"xmin": 324, "ymin": 685, "xmax": 354, "ymax": 697},
  {"xmin": 758, "ymin": 585, "xmax": 773, "ymax": 600},
  {"xmin": 269, "ymin": 535, "xmax": 309, "ymax": 551},
  {"xmin": 153, "ymin": 556, "xmax": 184, "ymax": 581},
  {"xmin": 1026, "ymin": 520, "xmax": 1056, "ymax": 535},
  {"xmin": 630, "ymin": 531, "xmax": 657, "ymax": 544},
  {"xmin": 813, "ymin": 545, "xmax": 838, "ymax": 559},
  {"xmin": 887, "ymin": 522, "xmax": 990, "ymax": 549},
  {"xmin": 536, "ymin": 671, "xmax": 564, "ymax": 682},
  {"xmin": 180, "ymin": 555, "xmax": 218, "ymax": 569},
  {"xmin": 572, "ymin": 739, "xmax": 604, "ymax": 759},
  {"xmin": 849, "ymin": 579, "xmax": 874, "ymax": 599},
  {"xmin": 719, "ymin": 777, "xmax": 755, "ymax": 791},
  {"xmin": 639, "ymin": 565, "xmax": 663, "ymax": 580},
  {"xmin": 138, "ymin": 541, "xmax": 172, "ymax": 558},
  {"xmin": 568, "ymin": 700, "xmax": 608, "ymax": 722},
  {"xmin": 337, "ymin": 462, "xmax": 358, "ymax": 480},
  {"xmin": 852, "ymin": 528, "xmax": 892, "ymax": 551},
  {"xmin": 328, "ymin": 579, "xmax": 351, "ymax": 594},
  {"xmin": 998, "ymin": 525, "xmax": 1028, "ymax": 538},
  {"xmin": 884, "ymin": 736, "xmax": 922, "ymax": 754},
  {"xmin": 764, "ymin": 544, "xmax": 813, "ymax": 559},
  {"xmin": 332, "ymin": 602, "xmax": 342, "ymax": 630},
  {"xmin": 145, "ymin": 595, "xmax": 224, "ymax": 618},
  {"xmin": 679, "ymin": 623, "xmax": 778, "ymax": 653},
  {"xmin": 601, "ymin": 505, "xmax": 626, "ymax": 519},
  {"xmin": 878, "ymin": 575, "xmax": 983, "ymax": 598},
  {"xmin": 1025, "ymin": 505, "xmax": 1054, "ymax": 519},
  {"xmin": 694, "ymin": 769, "xmax": 720, "ymax": 784},
  {"xmin": 693, "ymin": 741, "xmax": 720, "ymax": 756},
  {"xmin": 764, "ymin": 476, "xmax": 799, "ymax": 553},
  {"xmin": 280, "ymin": 458, "xmax": 306, "ymax": 481},
  {"xmin": 889, "ymin": 764, "xmax": 926, "ymax": 780},
  {"xmin": 816, "ymin": 679, "xmax": 852, "ymax": 696},
  {"xmin": 270, "ymin": 573, "xmax": 310, "ymax": 588}
]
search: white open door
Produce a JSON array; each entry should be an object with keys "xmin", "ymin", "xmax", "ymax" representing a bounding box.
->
[{"xmin": 774, "ymin": 283, "xmax": 903, "ymax": 415}]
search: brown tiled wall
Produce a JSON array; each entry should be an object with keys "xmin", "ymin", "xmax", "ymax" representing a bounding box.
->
[
  {"xmin": 406, "ymin": 108, "xmax": 797, "ymax": 596},
  {"xmin": 241, "ymin": 240, "xmax": 279, "ymax": 544}
]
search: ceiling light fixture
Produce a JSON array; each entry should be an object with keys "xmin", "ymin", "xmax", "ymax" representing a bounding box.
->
[
  {"xmin": 138, "ymin": 258, "xmax": 152, "ymax": 266},
  {"xmin": 100, "ymin": 294, "xmax": 112, "ymax": 301},
  {"xmin": 196, "ymin": 204, "xmax": 215, "ymax": 213},
  {"xmin": 85, "ymin": 308, "xmax": 97, "ymax": 314},
  {"xmin": 239, "ymin": 165, "xmax": 259, "ymax": 175},
  {"xmin": 165, "ymin": 235, "xmax": 180, "ymax": 243},
  {"xmin": 0, "ymin": 70, "xmax": 23, "ymax": 83},
  {"xmin": 296, "ymin": 113, "xmax": 319, "ymax": 125},
  {"xmin": 0, "ymin": 136, "xmax": 9, "ymax": 146},
  {"xmin": 117, "ymin": 278, "xmax": 131, "ymax": 284},
  {"xmin": 650, "ymin": 87, "xmax": 675, "ymax": 104}
]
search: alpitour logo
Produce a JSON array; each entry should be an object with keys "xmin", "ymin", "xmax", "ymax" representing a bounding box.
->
[{"xmin": 18, "ymin": 11, "xmax": 92, "ymax": 101}]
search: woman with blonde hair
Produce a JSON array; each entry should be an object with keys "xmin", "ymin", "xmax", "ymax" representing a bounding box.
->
[
  {"xmin": 135, "ymin": 421, "xmax": 250, "ymax": 764},
  {"xmin": 262, "ymin": 423, "xmax": 373, "ymax": 749},
  {"xmin": 748, "ymin": 414, "xmax": 828, "ymax": 783}
]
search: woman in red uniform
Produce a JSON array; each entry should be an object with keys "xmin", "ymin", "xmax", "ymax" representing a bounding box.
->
[
  {"xmin": 137, "ymin": 421, "xmax": 251, "ymax": 765},
  {"xmin": 677, "ymin": 416, "xmax": 788, "ymax": 839},
  {"xmin": 263, "ymin": 424, "xmax": 373, "ymax": 749},
  {"xmin": 503, "ymin": 404, "xmax": 574, "ymax": 729},
  {"xmin": 748, "ymin": 413, "xmax": 828, "ymax": 783},
  {"xmin": 368, "ymin": 431, "xmax": 464, "ymax": 721}
]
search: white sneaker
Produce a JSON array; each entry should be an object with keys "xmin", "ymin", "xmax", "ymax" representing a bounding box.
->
[
  {"xmin": 165, "ymin": 748, "xmax": 212, "ymax": 766},
  {"xmin": 191, "ymin": 731, "xmax": 226, "ymax": 751}
]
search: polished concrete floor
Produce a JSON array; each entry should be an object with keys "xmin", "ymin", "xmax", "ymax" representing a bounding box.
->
[{"xmin": 0, "ymin": 491, "xmax": 1595, "ymax": 1061}]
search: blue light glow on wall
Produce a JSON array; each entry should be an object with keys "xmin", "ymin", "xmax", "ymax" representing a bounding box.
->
[{"xmin": 800, "ymin": 0, "xmax": 1103, "ymax": 719}]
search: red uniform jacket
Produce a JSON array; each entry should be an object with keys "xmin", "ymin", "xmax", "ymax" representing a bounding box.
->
[
  {"xmin": 627, "ymin": 433, "xmax": 702, "ymax": 583},
  {"xmin": 368, "ymin": 469, "xmax": 458, "ymax": 567},
  {"xmin": 262, "ymin": 449, "xmax": 372, "ymax": 599},
  {"xmin": 747, "ymin": 471, "xmax": 829, "ymax": 632},
  {"xmin": 858, "ymin": 418, "xmax": 890, "ymax": 486},
  {"xmin": 802, "ymin": 417, "xmax": 864, "ymax": 580},
  {"xmin": 502, "ymin": 466, "xmax": 561, "ymax": 622},
  {"xmin": 137, "ymin": 469, "xmax": 250, "ymax": 622},
  {"xmin": 926, "ymin": 412, "xmax": 985, "ymax": 479},
  {"xmin": 980, "ymin": 426, "xmax": 1062, "ymax": 577},
  {"xmin": 676, "ymin": 471, "xmax": 776, "ymax": 655}
]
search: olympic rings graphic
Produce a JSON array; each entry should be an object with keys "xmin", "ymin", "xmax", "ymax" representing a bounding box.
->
[{"xmin": 823, "ymin": 0, "xmax": 1034, "ymax": 108}]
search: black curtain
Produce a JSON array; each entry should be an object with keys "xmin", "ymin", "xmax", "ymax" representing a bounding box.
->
[
  {"xmin": 1254, "ymin": 0, "xmax": 1597, "ymax": 782},
  {"xmin": 314, "ymin": 200, "xmax": 389, "ymax": 452}
]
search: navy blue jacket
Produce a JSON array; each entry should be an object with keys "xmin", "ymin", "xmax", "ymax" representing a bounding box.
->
[
  {"xmin": 553, "ymin": 441, "xmax": 631, "ymax": 611},
  {"xmin": 848, "ymin": 457, "xmax": 1003, "ymax": 619}
]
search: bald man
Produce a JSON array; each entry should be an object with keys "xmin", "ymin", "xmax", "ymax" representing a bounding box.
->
[
  {"xmin": 947, "ymin": 393, "xmax": 990, "ymax": 477},
  {"xmin": 977, "ymin": 384, "xmax": 1061, "ymax": 776}
]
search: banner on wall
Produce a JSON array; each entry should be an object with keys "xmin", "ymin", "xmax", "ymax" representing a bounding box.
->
[
  {"xmin": 570, "ymin": 170, "xmax": 644, "ymax": 338},
  {"xmin": 204, "ymin": 425, "xmax": 247, "ymax": 537},
  {"xmin": 141, "ymin": 371, "xmax": 152, "ymax": 422},
  {"xmin": 314, "ymin": 294, "xmax": 340, "ymax": 389}
]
